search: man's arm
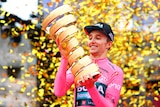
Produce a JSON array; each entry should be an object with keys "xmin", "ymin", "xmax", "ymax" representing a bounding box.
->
[
  {"xmin": 54, "ymin": 57, "xmax": 74, "ymax": 96},
  {"xmin": 87, "ymin": 86, "xmax": 114, "ymax": 107},
  {"xmin": 81, "ymin": 70, "xmax": 123, "ymax": 107}
]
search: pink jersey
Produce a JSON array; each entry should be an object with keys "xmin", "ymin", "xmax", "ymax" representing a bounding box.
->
[{"xmin": 54, "ymin": 57, "xmax": 124, "ymax": 107}]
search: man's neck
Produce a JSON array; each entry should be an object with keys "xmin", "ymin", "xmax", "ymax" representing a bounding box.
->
[{"xmin": 90, "ymin": 54, "xmax": 107, "ymax": 59}]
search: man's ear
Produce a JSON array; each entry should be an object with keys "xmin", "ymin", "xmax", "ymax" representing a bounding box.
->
[{"xmin": 106, "ymin": 41, "xmax": 112, "ymax": 49}]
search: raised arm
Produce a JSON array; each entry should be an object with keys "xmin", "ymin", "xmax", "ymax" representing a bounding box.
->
[{"xmin": 54, "ymin": 57, "xmax": 74, "ymax": 97}]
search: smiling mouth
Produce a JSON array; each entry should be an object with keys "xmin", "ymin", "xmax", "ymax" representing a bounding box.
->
[{"xmin": 90, "ymin": 46, "xmax": 97, "ymax": 48}]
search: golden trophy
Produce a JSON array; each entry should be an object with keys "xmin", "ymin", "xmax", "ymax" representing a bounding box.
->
[{"xmin": 42, "ymin": 4, "xmax": 101, "ymax": 85}]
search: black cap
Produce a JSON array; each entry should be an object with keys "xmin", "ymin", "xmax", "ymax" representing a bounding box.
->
[{"xmin": 84, "ymin": 22, "xmax": 114, "ymax": 41}]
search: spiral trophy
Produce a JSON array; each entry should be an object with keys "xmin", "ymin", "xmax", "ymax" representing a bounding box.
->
[{"xmin": 42, "ymin": 4, "xmax": 101, "ymax": 85}]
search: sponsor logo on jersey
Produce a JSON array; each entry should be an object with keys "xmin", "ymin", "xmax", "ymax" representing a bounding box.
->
[{"xmin": 75, "ymin": 82, "xmax": 107, "ymax": 106}]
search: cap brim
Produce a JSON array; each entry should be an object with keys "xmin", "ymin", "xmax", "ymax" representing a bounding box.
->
[{"xmin": 84, "ymin": 26, "xmax": 102, "ymax": 34}]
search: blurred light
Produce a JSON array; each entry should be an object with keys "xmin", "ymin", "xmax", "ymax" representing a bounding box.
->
[
  {"xmin": 1, "ymin": 28, "xmax": 10, "ymax": 39},
  {"xmin": 1, "ymin": 0, "xmax": 7, "ymax": 2}
]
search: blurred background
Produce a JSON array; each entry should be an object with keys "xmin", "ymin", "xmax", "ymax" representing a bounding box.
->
[{"xmin": 0, "ymin": 0, "xmax": 159, "ymax": 107}]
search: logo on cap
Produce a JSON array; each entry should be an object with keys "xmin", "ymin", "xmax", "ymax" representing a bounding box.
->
[
  {"xmin": 94, "ymin": 23, "xmax": 103, "ymax": 29},
  {"xmin": 109, "ymin": 32, "xmax": 114, "ymax": 41}
]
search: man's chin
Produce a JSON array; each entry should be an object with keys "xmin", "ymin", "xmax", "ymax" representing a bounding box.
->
[{"xmin": 90, "ymin": 51, "xmax": 98, "ymax": 55}]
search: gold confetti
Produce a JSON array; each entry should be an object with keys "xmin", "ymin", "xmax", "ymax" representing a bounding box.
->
[{"xmin": 2, "ymin": 66, "xmax": 8, "ymax": 69}]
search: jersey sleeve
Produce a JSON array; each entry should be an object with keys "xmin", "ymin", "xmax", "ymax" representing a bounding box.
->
[
  {"xmin": 106, "ymin": 68, "xmax": 124, "ymax": 106},
  {"xmin": 54, "ymin": 57, "xmax": 74, "ymax": 96}
]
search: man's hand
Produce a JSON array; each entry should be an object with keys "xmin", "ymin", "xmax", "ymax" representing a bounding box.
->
[
  {"xmin": 56, "ymin": 38, "xmax": 68, "ymax": 58},
  {"xmin": 78, "ymin": 74, "xmax": 96, "ymax": 88}
]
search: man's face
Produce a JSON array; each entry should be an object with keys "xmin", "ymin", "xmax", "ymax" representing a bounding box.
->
[{"xmin": 88, "ymin": 30, "xmax": 111, "ymax": 58}]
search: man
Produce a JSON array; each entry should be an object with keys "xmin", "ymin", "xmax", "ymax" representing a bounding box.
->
[{"xmin": 54, "ymin": 22, "xmax": 124, "ymax": 107}]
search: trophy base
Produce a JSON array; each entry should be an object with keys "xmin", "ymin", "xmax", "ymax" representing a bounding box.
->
[{"xmin": 75, "ymin": 71, "xmax": 101, "ymax": 86}]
